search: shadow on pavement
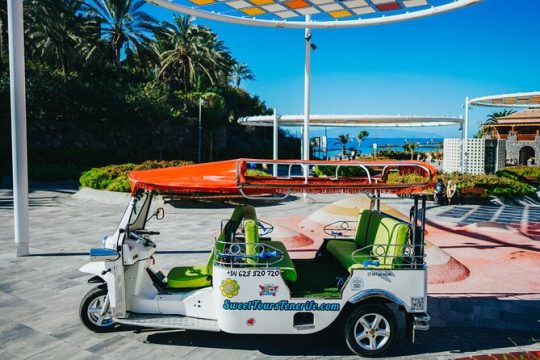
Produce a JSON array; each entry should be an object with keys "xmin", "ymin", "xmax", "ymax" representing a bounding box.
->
[{"xmin": 143, "ymin": 327, "xmax": 538, "ymax": 357}]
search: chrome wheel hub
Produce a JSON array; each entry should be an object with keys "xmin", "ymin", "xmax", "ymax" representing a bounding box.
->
[
  {"xmin": 354, "ymin": 313, "xmax": 391, "ymax": 351},
  {"xmin": 87, "ymin": 294, "xmax": 113, "ymax": 327}
]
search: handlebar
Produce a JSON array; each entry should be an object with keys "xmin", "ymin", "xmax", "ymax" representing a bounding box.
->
[
  {"xmin": 128, "ymin": 230, "xmax": 157, "ymax": 248},
  {"xmin": 133, "ymin": 229, "xmax": 160, "ymax": 235}
]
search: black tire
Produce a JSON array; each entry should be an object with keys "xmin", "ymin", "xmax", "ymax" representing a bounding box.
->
[
  {"xmin": 79, "ymin": 286, "xmax": 116, "ymax": 333},
  {"xmin": 344, "ymin": 303, "xmax": 396, "ymax": 357}
]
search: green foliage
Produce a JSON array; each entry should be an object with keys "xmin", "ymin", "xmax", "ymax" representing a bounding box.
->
[
  {"xmin": 79, "ymin": 160, "xmax": 193, "ymax": 192},
  {"xmin": 0, "ymin": 1, "xmax": 301, "ymax": 181},
  {"xmin": 313, "ymin": 165, "xmax": 368, "ymax": 177},
  {"xmin": 387, "ymin": 172, "xmax": 427, "ymax": 184},
  {"xmin": 244, "ymin": 169, "xmax": 271, "ymax": 177},
  {"xmin": 496, "ymin": 166, "xmax": 540, "ymax": 184},
  {"xmin": 440, "ymin": 172, "xmax": 536, "ymax": 198}
]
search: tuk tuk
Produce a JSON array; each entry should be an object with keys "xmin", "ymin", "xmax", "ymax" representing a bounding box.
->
[{"xmin": 79, "ymin": 158, "xmax": 435, "ymax": 357}]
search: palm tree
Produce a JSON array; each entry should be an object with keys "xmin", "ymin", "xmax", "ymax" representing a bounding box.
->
[
  {"xmin": 87, "ymin": 0, "xmax": 157, "ymax": 69},
  {"xmin": 403, "ymin": 140, "xmax": 417, "ymax": 160},
  {"xmin": 356, "ymin": 130, "xmax": 369, "ymax": 150},
  {"xmin": 153, "ymin": 16, "xmax": 234, "ymax": 93},
  {"xmin": 477, "ymin": 109, "xmax": 516, "ymax": 138},
  {"xmin": 336, "ymin": 133, "xmax": 350, "ymax": 156},
  {"xmin": 230, "ymin": 62, "xmax": 255, "ymax": 88},
  {"xmin": 25, "ymin": 0, "xmax": 97, "ymax": 75}
]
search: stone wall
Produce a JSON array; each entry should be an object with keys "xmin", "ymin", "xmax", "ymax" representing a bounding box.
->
[{"xmin": 506, "ymin": 133, "xmax": 540, "ymax": 165}]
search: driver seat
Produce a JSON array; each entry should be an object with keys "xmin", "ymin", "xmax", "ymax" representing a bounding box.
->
[{"xmin": 166, "ymin": 206, "xmax": 244, "ymax": 289}]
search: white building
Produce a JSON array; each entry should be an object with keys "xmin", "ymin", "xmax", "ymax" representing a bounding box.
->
[{"xmin": 443, "ymin": 138, "xmax": 506, "ymax": 174}]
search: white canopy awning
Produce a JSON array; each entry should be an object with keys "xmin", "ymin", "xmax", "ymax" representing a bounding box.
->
[
  {"xmin": 468, "ymin": 91, "xmax": 540, "ymax": 108},
  {"xmin": 238, "ymin": 114, "xmax": 463, "ymax": 127}
]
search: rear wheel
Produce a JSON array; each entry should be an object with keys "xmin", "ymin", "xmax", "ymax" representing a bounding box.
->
[
  {"xmin": 344, "ymin": 303, "xmax": 396, "ymax": 357},
  {"xmin": 79, "ymin": 286, "xmax": 115, "ymax": 332}
]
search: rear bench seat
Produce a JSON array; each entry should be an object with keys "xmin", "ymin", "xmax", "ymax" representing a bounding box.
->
[
  {"xmin": 244, "ymin": 208, "xmax": 297, "ymax": 282},
  {"xmin": 327, "ymin": 209, "xmax": 409, "ymax": 271}
]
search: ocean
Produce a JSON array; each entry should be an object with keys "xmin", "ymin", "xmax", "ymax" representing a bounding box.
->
[{"xmin": 311, "ymin": 137, "xmax": 443, "ymax": 159}]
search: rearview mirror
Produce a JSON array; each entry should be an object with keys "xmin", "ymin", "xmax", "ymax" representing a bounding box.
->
[{"xmin": 156, "ymin": 207, "xmax": 165, "ymax": 220}]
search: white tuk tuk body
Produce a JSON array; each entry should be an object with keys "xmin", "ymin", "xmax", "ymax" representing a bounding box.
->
[{"xmin": 79, "ymin": 159, "xmax": 435, "ymax": 356}]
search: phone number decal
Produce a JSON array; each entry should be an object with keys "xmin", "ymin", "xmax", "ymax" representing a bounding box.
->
[
  {"xmin": 223, "ymin": 299, "xmax": 340, "ymax": 311},
  {"xmin": 226, "ymin": 269, "xmax": 280, "ymax": 277}
]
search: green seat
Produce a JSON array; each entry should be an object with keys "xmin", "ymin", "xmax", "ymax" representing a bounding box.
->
[
  {"xmin": 167, "ymin": 205, "xmax": 246, "ymax": 289},
  {"xmin": 243, "ymin": 209, "xmax": 297, "ymax": 282},
  {"xmin": 265, "ymin": 241, "xmax": 298, "ymax": 282},
  {"xmin": 167, "ymin": 265, "xmax": 212, "ymax": 289},
  {"xmin": 327, "ymin": 240, "xmax": 371, "ymax": 271},
  {"xmin": 327, "ymin": 210, "xmax": 409, "ymax": 272}
]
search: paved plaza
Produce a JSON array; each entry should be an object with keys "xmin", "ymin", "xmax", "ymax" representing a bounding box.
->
[{"xmin": 0, "ymin": 183, "xmax": 539, "ymax": 359}]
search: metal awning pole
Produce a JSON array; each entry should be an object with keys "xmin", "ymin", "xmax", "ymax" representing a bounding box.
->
[
  {"xmin": 273, "ymin": 108, "xmax": 278, "ymax": 176},
  {"xmin": 303, "ymin": 15, "xmax": 311, "ymax": 161},
  {"xmin": 462, "ymin": 96, "xmax": 469, "ymax": 173},
  {"xmin": 7, "ymin": 0, "xmax": 30, "ymax": 256}
]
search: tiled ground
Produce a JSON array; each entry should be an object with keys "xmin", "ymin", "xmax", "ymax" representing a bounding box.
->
[{"xmin": 0, "ymin": 184, "xmax": 538, "ymax": 359}]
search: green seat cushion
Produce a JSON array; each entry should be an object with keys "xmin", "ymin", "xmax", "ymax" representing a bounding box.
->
[
  {"xmin": 366, "ymin": 214, "xmax": 409, "ymax": 267},
  {"xmin": 327, "ymin": 239, "xmax": 372, "ymax": 272},
  {"xmin": 265, "ymin": 241, "xmax": 297, "ymax": 282},
  {"xmin": 208, "ymin": 205, "xmax": 248, "ymax": 275},
  {"xmin": 167, "ymin": 265, "xmax": 212, "ymax": 289},
  {"xmin": 244, "ymin": 219, "xmax": 258, "ymax": 265},
  {"xmin": 354, "ymin": 209, "xmax": 373, "ymax": 247}
]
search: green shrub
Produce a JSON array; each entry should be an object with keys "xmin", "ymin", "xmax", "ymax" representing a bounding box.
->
[
  {"xmin": 244, "ymin": 169, "xmax": 271, "ymax": 177},
  {"xmin": 440, "ymin": 172, "xmax": 535, "ymax": 198},
  {"xmin": 497, "ymin": 166, "xmax": 540, "ymax": 184},
  {"xmin": 313, "ymin": 165, "xmax": 368, "ymax": 177},
  {"xmin": 80, "ymin": 160, "xmax": 193, "ymax": 192},
  {"xmin": 387, "ymin": 172, "xmax": 427, "ymax": 184}
]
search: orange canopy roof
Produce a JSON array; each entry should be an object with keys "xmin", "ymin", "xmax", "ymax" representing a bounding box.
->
[{"xmin": 128, "ymin": 158, "xmax": 436, "ymax": 197}]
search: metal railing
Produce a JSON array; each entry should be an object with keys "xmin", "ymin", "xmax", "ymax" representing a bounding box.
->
[
  {"xmin": 350, "ymin": 243, "xmax": 426, "ymax": 270},
  {"xmin": 213, "ymin": 240, "xmax": 285, "ymax": 267}
]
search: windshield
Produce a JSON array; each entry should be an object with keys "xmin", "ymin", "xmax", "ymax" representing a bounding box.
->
[{"xmin": 128, "ymin": 192, "xmax": 152, "ymax": 230}]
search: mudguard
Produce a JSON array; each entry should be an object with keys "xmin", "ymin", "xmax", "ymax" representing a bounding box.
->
[{"xmin": 79, "ymin": 262, "xmax": 118, "ymax": 312}]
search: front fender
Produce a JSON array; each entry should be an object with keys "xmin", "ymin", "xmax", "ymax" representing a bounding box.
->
[
  {"xmin": 79, "ymin": 261, "xmax": 107, "ymax": 277},
  {"xmin": 79, "ymin": 261, "xmax": 118, "ymax": 310}
]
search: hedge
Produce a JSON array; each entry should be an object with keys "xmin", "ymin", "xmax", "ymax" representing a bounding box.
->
[
  {"xmin": 79, "ymin": 160, "xmax": 193, "ymax": 192},
  {"xmin": 440, "ymin": 173, "xmax": 536, "ymax": 198}
]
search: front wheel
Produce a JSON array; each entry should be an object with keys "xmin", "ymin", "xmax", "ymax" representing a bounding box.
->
[
  {"xmin": 344, "ymin": 303, "xmax": 396, "ymax": 357},
  {"xmin": 79, "ymin": 286, "xmax": 115, "ymax": 332}
]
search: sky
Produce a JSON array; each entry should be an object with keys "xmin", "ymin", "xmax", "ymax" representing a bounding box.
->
[{"xmin": 147, "ymin": 0, "xmax": 540, "ymax": 138}]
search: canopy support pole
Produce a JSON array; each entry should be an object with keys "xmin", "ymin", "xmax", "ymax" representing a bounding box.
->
[
  {"xmin": 273, "ymin": 108, "xmax": 278, "ymax": 176},
  {"xmin": 303, "ymin": 16, "xmax": 311, "ymax": 161},
  {"xmin": 8, "ymin": 0, "xmax": 30, "ymax": 256},
  {"xmin": 462, "ymin": 96, "xmax": 469, "ymax": 173}
]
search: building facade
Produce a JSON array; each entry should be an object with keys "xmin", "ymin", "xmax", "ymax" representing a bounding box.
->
[
  {"xmin": 443, "ymin": 138, "xmax": 506, "ymax": 174},
  {"xmin": 482, "ymin": 109, "xmax": 540, "ymax": 166}
]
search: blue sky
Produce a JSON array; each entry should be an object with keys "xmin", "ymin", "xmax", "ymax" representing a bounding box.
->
[{"xmin": 148, "ymin": 0, "xmax": 540, "ymax": 138}]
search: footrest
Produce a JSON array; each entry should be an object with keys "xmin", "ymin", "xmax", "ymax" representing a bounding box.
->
[{"xmin": 115, "ymin": 313, "xmax": 220, "ymax": 332}]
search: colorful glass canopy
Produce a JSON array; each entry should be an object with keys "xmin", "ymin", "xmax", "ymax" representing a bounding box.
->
[
  {"xmin": 147, "ymin": 0, "xmax": 480, "ymax": 28},
  {"xmin": 469, "ymin": 91, "xmax": 540, "ymax": 108}
]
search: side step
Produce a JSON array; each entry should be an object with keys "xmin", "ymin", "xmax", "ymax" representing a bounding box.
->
[{"xmin": 114, "ymin": 313, "xmax": 220, "ymax": 332}]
